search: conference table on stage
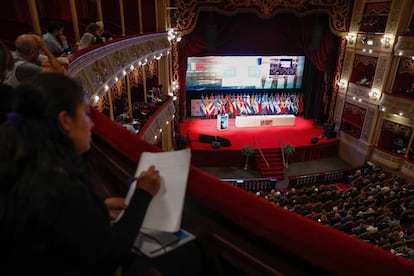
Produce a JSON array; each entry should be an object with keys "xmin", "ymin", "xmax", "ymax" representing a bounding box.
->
[{"xmin": 235, "ymin": 114, "xmax": 296, "ymax": 128}]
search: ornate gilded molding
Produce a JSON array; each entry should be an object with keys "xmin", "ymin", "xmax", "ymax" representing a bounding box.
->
[
  {"xmin": 341, "ymin": 51, "xmax": 354, "ymax": 81},
  {"xmin": 139, "ymin": 98, "xmax": 176, "ymax": 144},
  {"xmin": 373, "ymin": 57, "xmax": 388, "ymax": 89},
  {"xmin": 334, "ymin": 94, "xmax": 345, "ymax": 125},
  {"xmin": 372, "ymin": 148, "xmax": 404, "ymax": 170},
  {"xmin": 347, "ymin": 83, "xmax": 371, "ymax": 101},
  {"xmin": 66, "ymin": 33, "xmax": 171, "ymax": 100},
  {"xmin": 361, "ymin": 107, "xmax": 375, "ymax": 142},
  {"xmin": 174, "ymin": 0, "xmax": 353, "ymax": 35},
  {"xmin": 394, "ymin": 36, "xmax": 414, "ymax": 57},
  {"xmin": 349, "ymin": 0, "xmax": 364, "ymax": 32},
  {"xmin": 339, "ymin": 130, "xmax": 372, "ymax": 152},
  {"xmin": 66, "ymin": 32, "xmax": 173, "ymax": 144},
  {"xmin": 385, "ymin": 0, "xmax": 402, "ymax": 34},
  {"xmin": 353, "ymin": 54, "xmax": 378, "ymax": 67},
  {"xmin": 330, "ymin": 38, "xmax": 348, "ymax": 120},
  {"xmin": 381, "ymin": 93, "xmax": 414, "ymax": 117}
]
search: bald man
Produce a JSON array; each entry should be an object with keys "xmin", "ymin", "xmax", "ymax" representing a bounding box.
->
[{"xmin": 5, "ymin": 34, "xmax": 65, "ymax": 87}]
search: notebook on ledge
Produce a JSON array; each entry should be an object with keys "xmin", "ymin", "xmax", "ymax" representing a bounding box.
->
[{"xmin": 132, "ymin": 228, "xmax": 195, "ymax": 258}]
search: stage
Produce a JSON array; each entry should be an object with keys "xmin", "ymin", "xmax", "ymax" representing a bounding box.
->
[{"xmin": 179, "ymin": 116, "xmax": 339, "ymax": 167}]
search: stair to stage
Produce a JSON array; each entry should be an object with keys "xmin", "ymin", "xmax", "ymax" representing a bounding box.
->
[{"xmin": 254, "ymin": 148, "xmax": 284, "ymax": 181}]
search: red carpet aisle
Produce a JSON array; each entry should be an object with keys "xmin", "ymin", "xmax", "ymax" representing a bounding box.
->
[{"xmin": 180, "ymin": 116, "xmax": 327, "ymax": 150}]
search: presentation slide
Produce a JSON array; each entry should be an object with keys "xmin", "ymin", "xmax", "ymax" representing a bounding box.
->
[{"xmin": 186, "ymin": 56, "xmax": 305, "ymax": 90}]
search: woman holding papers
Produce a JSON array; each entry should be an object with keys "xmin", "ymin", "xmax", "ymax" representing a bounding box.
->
[{"xmin": 0, "ymin": 74, "xmax": 201, "ymax": 275}]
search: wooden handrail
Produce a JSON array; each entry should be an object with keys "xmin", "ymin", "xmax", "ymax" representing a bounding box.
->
[{"xmin": 253, "ymin": 137, "xmax": 270, "ymax": 168}]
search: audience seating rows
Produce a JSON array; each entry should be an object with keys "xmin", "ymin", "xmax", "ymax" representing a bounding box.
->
[
  {"xmin": 221, "ymin": 178, "xmax": 277, "ymax": 192},
  {"xmin": 288, "ymin": 167, "xmax": 354, "ymax": 188},
  {"xmin": 257, "ymin": 162, "xmax": 414, "ymax": 260}
]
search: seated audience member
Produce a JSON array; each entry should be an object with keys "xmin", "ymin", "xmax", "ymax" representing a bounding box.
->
[
  {"xmin": 96, "ymin": 21, "xmax": 113, "ymax": 42},
  {"xmin": 4, "ymin": 34, "xmax": 64, "ymax": 87},
  {"xmin": 0, "ymin": 40, "xmax": 14, "ymax": 123},
  {"xmin": 0, "ymin": 73, "xmax": 202, "ymax": 276},
  {"xmin": 77, "ymin": 22, "xmax": 100, "ymax": 50},
  {"xmin": 42, "ymin": 20, "xmax": 71, "ymax": 57}
]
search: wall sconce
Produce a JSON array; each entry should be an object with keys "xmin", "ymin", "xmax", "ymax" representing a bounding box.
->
[
  {"xmin": 369, "ymin": 88, "xmax": 381, "ymax": 100},
  {"xmin": 168, "ymin": 28, "xmax": 182, "ymax": 42},
  {"xmin": 338, "ymin": 79, "xmax": 348, "ymax": 89},
  {"xmin": 346, "ymin": 32, "xmax": 356, "ymax": 44},
  {"xmin": 380, "ymin": 34, "xmax": 394, "ymax": 48},
  {"xmin": 169, "ymin": 81, "xmax": 179, "ymax": 101},
  {"xmin": 92, "ymin": 94, "xmax": 100, "ymax": 105}
]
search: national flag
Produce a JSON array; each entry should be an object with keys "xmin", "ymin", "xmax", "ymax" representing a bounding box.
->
[
  {"xmin": 251, "ymin": 94, "xmax": 258, "ymax": 114},
  {"xmin": 257, "ymin": 93, "xmax": 262, "ymax": 114},
  {"xmin": 261, "ymin": 94, "xmax": 268, "ymax": 114},
  {"xmin": 231, "ymin": 95, "xmax": 238, "ymax": 116},
  {"xmin": 245, "ymin": 94, "xmax": 252, "ymax": 115},
  {"xmin": 268, "ymin": 95, "xmax": 275, "ymax": 114},
  {"xmin": 275, "ymin": 94, "xmax": 281, "ymax": 114},
  {"xmin": 200, "ymin": 95, "xmax": 206, "ymax": 116},
  {"xmin": 208, "ymin": 95, "xmax": 216, "ymax": 116}
]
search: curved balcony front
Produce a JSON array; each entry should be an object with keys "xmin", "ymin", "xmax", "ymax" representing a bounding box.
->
[{"xmin": 66, "ymin": 32, "xmax": 173, "ymax": 144}]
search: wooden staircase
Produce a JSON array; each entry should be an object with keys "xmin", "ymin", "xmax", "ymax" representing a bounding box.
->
[{"xmin": 254, "ymin": 148, "xmax": 285, "ymax": 180}]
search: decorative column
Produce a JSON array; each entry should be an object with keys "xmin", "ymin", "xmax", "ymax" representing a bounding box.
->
[
  {"xmin": 155, "ymin": 0, "xmax": 168, "ymax": 31},
  {"xmin": 142, "ymin": 66, "xmax": 147, "ymax": 103},
  {"xmin": 138, "ymin": 0, "xmax": 143, "ymax": 34},
  {"xmin": 27, "ymin": 0, "xmax": 41, "ymax": 35},
  {"xmin": 126, "ymin": 76, "xmax": 133, "ymax": 118},
  {"xmin": 162, "ymin": 123, "xmax": 172, "ymax": 151},
  {"xmin": 69, "ymin": 0, "xmax": 80, "ymax": 43},
  {"xmin": 96, "ymin": 0, "xmax": 103, "ymax": 22},
  {"xmin": 107, "ymin": 88, "xmax": 114, "ymax": 121},
  {"xmin": 119, "ymin": 0, "xmax": 126, "ymax": 36}
]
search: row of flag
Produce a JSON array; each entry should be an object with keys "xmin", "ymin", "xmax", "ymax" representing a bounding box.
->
[{"xmin": 199, "ymin": 93, "xmax": 304, "ymax": 117}]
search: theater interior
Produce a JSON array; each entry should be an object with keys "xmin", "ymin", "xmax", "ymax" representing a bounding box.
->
[{"xmin": 3, "ymin": 0, "xmax": 414, "ymax": 274}]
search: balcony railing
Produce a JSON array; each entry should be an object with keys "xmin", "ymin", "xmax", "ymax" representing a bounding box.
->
[{"xmin": 66, "ymin": 32, "xmax": 172, "ymax": 144}]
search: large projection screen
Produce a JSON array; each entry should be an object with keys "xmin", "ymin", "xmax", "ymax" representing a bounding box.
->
[{"xmin": 186, "ymin": 56, "xmax": 305, "ymax": 90}]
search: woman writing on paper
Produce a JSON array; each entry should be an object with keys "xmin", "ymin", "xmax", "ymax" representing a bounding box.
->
[{"xmin": 0, "ymin": 73, "xmax": 201, "ymax": 275}]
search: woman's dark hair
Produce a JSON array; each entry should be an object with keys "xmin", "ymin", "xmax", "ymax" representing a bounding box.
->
[
  {"xmin": 0, "ymin": 73, "xmax": 87, "ymax": 194},
  {"xmin": 0, "ymin": 40, "xmax": 14, "ymax": 123},
  {"xmin": 0, "ymin": 40, "xmax": 12, "ymax": 82},
  {"xmin": 14, "ymin": 73, "xmax": 85, "ymax": 120},
  {"xmin": 47, "ymin": 20, "xmax": 64, "ymax": 33}
]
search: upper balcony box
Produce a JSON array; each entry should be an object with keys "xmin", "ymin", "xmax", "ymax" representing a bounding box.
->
[{"xmin": 358, "ymin": 1, "xmax": 391, "ymax": 34}]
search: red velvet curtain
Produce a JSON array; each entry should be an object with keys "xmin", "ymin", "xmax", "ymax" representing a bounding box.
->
[{"xmin": 178, "ymin": 12, "xmax": 339, "ymax": 122}]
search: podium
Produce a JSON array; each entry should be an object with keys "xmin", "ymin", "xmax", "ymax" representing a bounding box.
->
[{"xmin": 217, "ymin": 114, "xmax": 229, "ymax": 131}]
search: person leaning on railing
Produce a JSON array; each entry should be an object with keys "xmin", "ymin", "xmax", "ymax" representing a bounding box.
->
[
  {"xmin": 0, "ymin": 73, "xmax": 204, "ymax": 276},
  {"xmin": 4, "ymin": 34, "xmax": 65, "ymax": 87}
]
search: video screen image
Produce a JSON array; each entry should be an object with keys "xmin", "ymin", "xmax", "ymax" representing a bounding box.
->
[{"xmin": 186, "ymin": 56, "xmax": 305, "ymax": 90}]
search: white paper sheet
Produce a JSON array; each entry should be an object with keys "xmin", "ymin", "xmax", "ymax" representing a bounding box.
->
[{"xmin": 125, "ymin": 148, "xmax": 192, "ymax": 232}]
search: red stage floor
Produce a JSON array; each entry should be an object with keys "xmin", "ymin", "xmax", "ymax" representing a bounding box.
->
[{"xmin": 179, "ymin": 116, "xmax": 329, "ymax": 151}]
